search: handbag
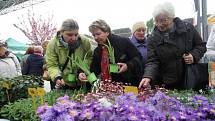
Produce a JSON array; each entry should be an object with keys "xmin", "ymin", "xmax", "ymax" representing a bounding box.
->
[{"xmin": 184, "ymin": 63, "xmax": 208, "ymax": 90}]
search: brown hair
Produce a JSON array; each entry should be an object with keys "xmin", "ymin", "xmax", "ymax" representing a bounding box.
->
[{"xmin": 25, "ymin": 46, "xmax": 34, "ymax": 55}]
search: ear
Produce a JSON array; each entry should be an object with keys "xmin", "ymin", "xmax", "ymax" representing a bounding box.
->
[{"xmin": 106, "ymin": 32, "xmax": 110, "ymax": 36}]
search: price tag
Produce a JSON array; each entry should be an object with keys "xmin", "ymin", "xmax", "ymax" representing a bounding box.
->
[{"xmin": 124, "ymin": 86, "xmax": 138, "ymax": 95}]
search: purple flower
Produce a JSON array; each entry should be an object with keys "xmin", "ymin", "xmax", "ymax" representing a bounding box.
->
[
  {"xmin": 193, "ymin": 95, "xmax": 209, "ymax": 107},
  {"xmin": 79, "ymin": 109, "xmax": 94, "ymax": 120},
  {"xmin": 69, "ymin": 109, "xmax": 79, "ymax": 117},
  {"xmin": 127, "ymin": 113, "xmax": 140, "ymax": 121},
  {"xmin": 37, "ymin": 103, "xmax": 50, "ymax": 115}
]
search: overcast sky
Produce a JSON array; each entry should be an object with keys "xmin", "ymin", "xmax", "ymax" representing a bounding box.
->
[{"xmin": 0, "ymin": 0, "xmax": 214, "ymax": 43}]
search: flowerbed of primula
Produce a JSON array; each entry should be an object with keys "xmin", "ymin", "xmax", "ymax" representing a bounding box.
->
[{"xmin": 37, "ymin": 90, "xmax": 215, "ymax": 121}]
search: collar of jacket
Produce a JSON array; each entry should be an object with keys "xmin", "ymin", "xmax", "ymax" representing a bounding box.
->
[
  {"xmin": 131, "ymin": 36, "xmax": 147, "ymax": 47},
  {"xmin": 55, "ymin": 31, "xmax": 81, "ymax": 50}
]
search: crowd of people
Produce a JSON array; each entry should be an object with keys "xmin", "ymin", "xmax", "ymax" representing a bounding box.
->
[{"xmin": 0, "ymin": 2, "xmax": 208, "ymax": 90}]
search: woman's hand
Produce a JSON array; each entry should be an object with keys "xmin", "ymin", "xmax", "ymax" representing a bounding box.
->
[
  {"xmin": 78, "ymin": 72, "xmax": 88, "ymax": 82},
  {"xmin": 183, "ymin": 53, "xmax": 194, "ymax": 64},
  {"xmin": 138, "ymin": 78, "xmax": 151, "ymax": 88},
  {"xmin": 117, "ymin": 63, "xmax": 128, "ymax": 73}
]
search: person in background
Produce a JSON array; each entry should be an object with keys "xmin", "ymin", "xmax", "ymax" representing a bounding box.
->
[
  {"xmin": 46, "ymin": 19, "xmax": 93, "ymax": 89},
  {"xmin": 139, "ymin": 2, "xmax": 206, "ymax": 89},
  {"xmin": 0, "ymin": 42, "xmax": 22, "ymax": 78},
  {"xmin": 22, "ymin": 46, "xmax": 44, "ymax": 76},
  {"xmin": 88, "ymin": 19, "xmax": 143, "ymax": 86},
  {"xmin": 41, "ymin": 40, "xmax": 49, "ymax": 56},
  {"xmin": 130, "ymin": 21, "xmax": 148, "ymax": 68},
  {"xmin": 20, "ymin": 46, "xmax": 34, "ymax": 70}
]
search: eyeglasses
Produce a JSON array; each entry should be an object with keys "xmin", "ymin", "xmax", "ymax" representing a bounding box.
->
[{"xmin": 155, "ymin": 18, "xmax": 170, "ymax": 25}]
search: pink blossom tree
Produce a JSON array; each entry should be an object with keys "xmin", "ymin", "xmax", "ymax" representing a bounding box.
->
[{"xmin": 13, "ymin": 10, "xmax": 57, "ymax": 45}]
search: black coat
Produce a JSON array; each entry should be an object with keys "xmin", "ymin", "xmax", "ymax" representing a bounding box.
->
[
  {"xmin": 144, "ymin": 17, "xmax": 206, "ymax": 88},
  {"xmin": 22, "ymin": 54, "xmax": 44, "ymax": 76},
  {"xmin": 90, "ymin": 34, "xmax": 143, "ymax": 86}
]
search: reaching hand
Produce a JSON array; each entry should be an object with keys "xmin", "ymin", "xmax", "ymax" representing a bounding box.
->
[
  {"xmin": 117, "ymin": 63, "xmax": 128, "ymax": 73},
  {"xmin": 138, "ymin": 78, "xmax": 151, "ymax": 88},
  {"xmin": 55, "ymin": 79, "xmax": 65, "ymax": 88},
  {"xmin": 78, "ymin": 72, "xmax": 88, "ymax": 82}
]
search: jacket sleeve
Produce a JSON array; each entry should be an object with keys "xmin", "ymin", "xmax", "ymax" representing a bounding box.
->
[
  {"xmin": 22, "ymin": 56, "xmax": 29, "ymax": 75},
  {"xmin": 46, "ymin": 39, "xmax": 62, "ymax": 81},
  {"xmin": 90, "ymin": 47, "xmax": 101, "ymax": 76},
  {"xmin": 188, "ymin": 23, "xmax": 207, "ymax": 62},
  {"xmin": 143, "ymin": 35, "xmax": 160, "ymax": 81},
  {"xmin": 11, "ymin": 53, "xmax": 22, "ymax": 76}
]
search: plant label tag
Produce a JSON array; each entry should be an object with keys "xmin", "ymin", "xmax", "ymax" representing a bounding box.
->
[
  {"xmin": 28, "ymin": 88, "xmax": 37, "ymax": 96},
  {"xmin": 124, "ymin": 86, "xmax": 138, "ymax": 95},
  {"xmin": 37, "ymin": 87, "xmax": 45, "ymax": 96},
  {"xmin": 2, "ymin": 82, "xmax": 9, "ymax": 89}
]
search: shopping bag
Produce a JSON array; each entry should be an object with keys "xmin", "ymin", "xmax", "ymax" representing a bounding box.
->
[{"xmin": 184, "ymin": 63, "xmax": 208, "ymax": 90}]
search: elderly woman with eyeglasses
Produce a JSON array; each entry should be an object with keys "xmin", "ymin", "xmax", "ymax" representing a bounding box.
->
[{"xmin": 139, "ymin": 2, "xmax": 206, "ymax": 89}]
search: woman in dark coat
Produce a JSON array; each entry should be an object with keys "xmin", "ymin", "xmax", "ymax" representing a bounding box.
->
[
  {"xmin": 139, "ymin": 2, "xmax": 206, "ymax": 89},
  {"xmin": 88, "ymin": 19, "xmax": 143, "ymax": 86}
]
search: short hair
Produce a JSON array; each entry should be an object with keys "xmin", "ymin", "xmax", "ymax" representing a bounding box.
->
[
  {"xmin": 25, "ymin": 46, "xmax": 34, "ymax": 55},
  {"xmin": 34, "ymin": 46, "xmax": 43, "ymax": 54},
  {"xmin": 60, "ymin": 19, "xmax": 79, "ymax": 31},
  {"xmin": 152, "ymin": 2, "xmax": 175, "ymax": 19},
  {"xmin": 89, "ymin": 19, "xmax": 111, "ymax": 33}
]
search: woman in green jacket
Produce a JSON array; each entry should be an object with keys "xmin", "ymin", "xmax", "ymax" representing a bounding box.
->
[{"xmin": 46, "ymin": 19, "xmax": 93, "ymax": 89}]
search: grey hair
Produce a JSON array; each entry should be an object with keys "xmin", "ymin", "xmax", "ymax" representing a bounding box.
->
[
  {"xmin": 152, "ymin": 2, "xmax": 175, "ymax": 18},
  {"xmin": 60, "ymin": 19, "xmax": 79, "ymax": 31},
  {"xmin": 89, "ymin": 19, "xmax": 111, "ymax": 33}
]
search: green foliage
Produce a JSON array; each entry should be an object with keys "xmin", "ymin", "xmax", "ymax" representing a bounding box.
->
[
  {"xmin": 0, "ymin": 88, "xmax": 86, "ymax": 120},
  {"xmin": 69, "ymin": 51, "xmax": 91, "ymax": 75},
  {"xmin": 44, "ymin": 89, "xmax": 85, "ymax": 105},
  {"xmin": 0, "ymin": 98, "xmax": 39, "ymax": 121},
  {"xmin": 146, "ymin": 18, "xmax": 154, "ymax": 34},
  {"xmin": 104, "ymin": 38, "xmax": 115, "ymax": 64},
  {"xmin": 167, "ymin": 88, "xmax": 215, "ymax": 105},
  {"xmin": 0, "ymin": 75, "xmax": 42, "ymax": 108}
]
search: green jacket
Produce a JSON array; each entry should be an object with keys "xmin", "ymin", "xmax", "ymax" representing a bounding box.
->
[{"xmin": 46, "ymin": 34, "xmax": 93, "ymax": 85}]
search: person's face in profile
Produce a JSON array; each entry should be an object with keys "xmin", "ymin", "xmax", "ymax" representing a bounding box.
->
[
  {"xmin": 0, "ymin": 47, "xmax": 7, "ymax": 57},
  {"xmin": 61, "ymin": 29, "xmax": 79, "ymax": 44},
  {"xmin": 155, "ymin": 14, "xmax": 173, "ymax": 32},
  {"xmin": 91, "ymin": 28, "xmax": 109, "ymax": 45}
]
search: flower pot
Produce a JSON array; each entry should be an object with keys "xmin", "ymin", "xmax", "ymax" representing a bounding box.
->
[
  {"xmin": 68, "ymin": 74, "xmax": 76, "ymax": 82},
  {"xmin": 109, "ymin": 64, "xmax": 119, "ymax": 73},
  {"xmin": 87, "ymin": 72, "xmax": 97, "ymax": 84}
]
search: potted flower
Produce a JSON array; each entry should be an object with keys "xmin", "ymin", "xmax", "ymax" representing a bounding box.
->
[
  {"xmin": 104, "ymin": 38, "xmax": 119, "ymax": 73},
  {"xmin": 70, "ymin": 52, "xmax": 97, "ymax": 84},
  {"xmin": 67, "ymin": 55, "xmax": 77, "ymax": 83}
]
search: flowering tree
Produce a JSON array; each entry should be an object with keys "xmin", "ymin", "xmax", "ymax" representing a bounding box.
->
[{"xmin": 13, "ymin": 10, "xmax": 57, "ymax": 45}]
